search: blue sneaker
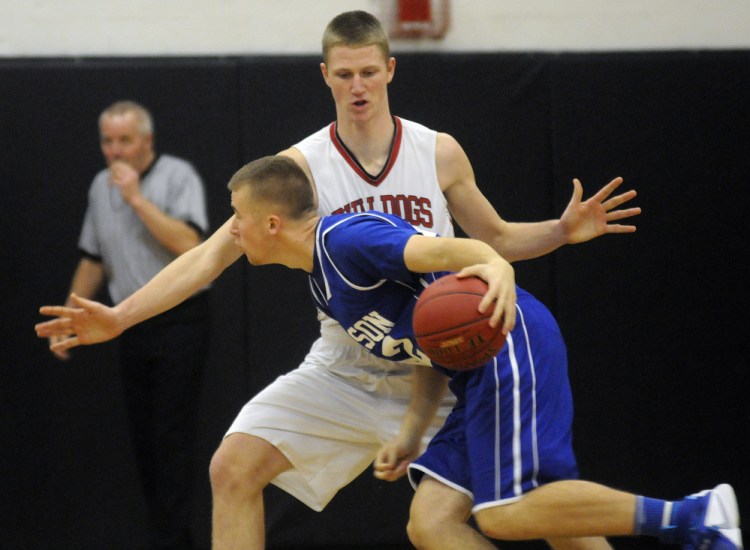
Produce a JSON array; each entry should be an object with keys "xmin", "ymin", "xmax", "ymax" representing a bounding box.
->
[{"xmin": 685, "ymin": 484, "xmax": 743, "ymax": 550}]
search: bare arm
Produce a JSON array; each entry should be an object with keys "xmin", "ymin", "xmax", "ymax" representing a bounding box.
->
[
  {"xmin": 111, "ymin": 160, "xmax": 202, "ymax": 255},
  {"xmin": 128, "ymin": 196, "xmax": 202, "ymax": 255},
  {"xmin": 36, "ymin": 217, "xmax": 242, "ymax": 353},
  {"xmin": 373, "ymin": 365, "xmax": 448, "ymax": 481},
  {"xmin": 437, "ymin": 133, "xmax": 641, "ymax": 262},
  {"xmin": 49, "ymin": 257, "xmax": 106, "ymax": 360},
  {"xmin": 403, "ymin": 234, "xmax": 516, "ymax": 332},
  {"xmin": 66, "ymin": 257, "xmax": 106, "ymax": 304}
]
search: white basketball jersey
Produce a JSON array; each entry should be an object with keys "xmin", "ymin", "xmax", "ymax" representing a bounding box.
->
[{"xmin": 294, "ymin": 117, "xmax": 454, "ymax": 238}]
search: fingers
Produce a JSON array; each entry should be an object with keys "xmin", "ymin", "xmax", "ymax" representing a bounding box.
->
[
  {"xmin": 601, "ymin": 189, "xmax": 637, "ymax": 211},
  {"xmin": 35, "ymin": 317, "xmax": 73, "ymax": 337},
  {"xmin": 50, "ymin": 335, "xmax": 80, "ymax": 353},
  {"xmin": 48, "ymin": 335, "xmax": 71, "ymax": 361},
  {"xmin": 373, "ymin": 460, "xmax": 408, "ymax": 481},
  {"xmin": 373, "ymin": 445, "xmax": 413, "ymax": 481},
  {"xmin": 570, "ymin": 178, "xmax": 584, "ymax": 202},
  {"xmin": 39, "ymin": 305, "xmax": 80, "ymax": 317},
  {"xmin": 487, "ymin": 288, "xmax": 516, "ymax": 334},
  {"xmin": 602, "ymin": 223, "xmax": 638, "ymax": 234},
  {"xmin": 606, "ymin": 206, "xmax": 641, "ymax": 221},
  {"xmin": 588, "ymin": 176, "xmax": 624, "ymax": 201}
]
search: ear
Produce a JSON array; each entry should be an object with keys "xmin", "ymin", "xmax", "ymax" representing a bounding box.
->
[
  {"xmin": 320, "ymin": 62, "xmax": 331, "ymax": 88},
  {"xmin": 386, "ymin": 57, "xmax": 396, "ymax": 84},
  {"xmin": 268, "ymin": 214, "xmax": 282, "ymax": 234}
]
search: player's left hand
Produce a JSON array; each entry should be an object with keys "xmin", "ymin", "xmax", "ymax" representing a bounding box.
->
[
  {"xmin": 457, "ymin": 258, "xmax": 516, "ymax": 334},
  {"xmin": 374, "ymin": 436, "xmax": 421, "ymax": 482},
  {"xmin": 559, "ymin": 177, "xmax": 641, "ymax": 244}
]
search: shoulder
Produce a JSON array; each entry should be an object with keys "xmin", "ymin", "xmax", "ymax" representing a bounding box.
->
[
  {"xmin": 397, "ymin": 117, "xmax": 436, "ymax": 135},
  {"xmin": 155, "ymin": 154, "xmax": 197, "ymax": 172},
  {"xmin": 278, "ymin": 147, "xmax": 313, "ymax": 186},
  {"xmin": 151, "ymin": 154, "xmax": 203, "ymax": 183},
  {"xmin": 435, "ymin": 132, "xmax": 465, "ymax": 161},
  {"xmin": 88, "ymin": 168, "xmax": 110, "ymax": 194},
  {"xmin": 291, "ymin": 124, "xmax": 332, "ymax": 150}
]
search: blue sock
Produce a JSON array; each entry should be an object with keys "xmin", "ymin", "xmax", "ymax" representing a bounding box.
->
[
  {"xmin": 634, "ymin": 496, "xmax": 682, "ymax": 543},
  {"xmin": 635, "ymin": 494, "xmax": 705, "ymax": 545}
]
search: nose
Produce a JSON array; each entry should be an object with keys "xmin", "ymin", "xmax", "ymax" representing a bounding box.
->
[
  {"xmin": 103, "ymin": 143, "xmax": 122, "ymax": 161},
  {"xmin": 351, "ymin": 75, "xmax": 365, "ymax": 94}
]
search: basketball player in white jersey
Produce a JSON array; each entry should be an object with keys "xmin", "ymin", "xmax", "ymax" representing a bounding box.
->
[{"xmin": 36, "ymin": 10, "xmax": 641, "ymax": 550}]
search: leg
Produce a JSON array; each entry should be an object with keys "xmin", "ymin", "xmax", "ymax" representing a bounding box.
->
[
  {"xmin": 474, "ymin": 480, "xmax": 635, "ymax": 540},
  {"xmin": 120, "ymin": 296, "xmax": 210, "ymax": 549},
  {"xmin": 209, "ymin": 433, "xmax": 292, "ymax": 550},
  {"xmin": 408, "ymin": 477, "xmax": 497, "ymax": 550}
]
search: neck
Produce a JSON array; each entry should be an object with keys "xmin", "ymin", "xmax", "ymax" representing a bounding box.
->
[
  {"xmin": 280, "ymin": 215, "xmax": 319, "ymax": 273},
  {"xmin": 335, "ymin": 110, "xmax": 394, "ymax": 161},
  {"xmin": 136, "ymin": 151, "xmax": 156, "ymax": 174}
]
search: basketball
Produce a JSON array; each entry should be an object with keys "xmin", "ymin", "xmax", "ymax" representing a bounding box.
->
[{"xmin": 413, "ymin": 274, "xmax": 506, "ymax": 371}]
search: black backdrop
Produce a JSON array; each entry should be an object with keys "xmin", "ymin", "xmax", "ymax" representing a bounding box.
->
[{"xmin": 1, "ymin": 51, "xmax": 748, "ymax": 549}]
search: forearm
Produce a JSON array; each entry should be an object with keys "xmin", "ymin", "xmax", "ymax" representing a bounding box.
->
[
  {"xmin": 488, "ymin": 219, "xmax": 566, "ymax": 262},
  {"xmin": 399, "ymin": 367, "xmax": 448, "ymax": 445},
  {"xmin": 129, "ymin": 196, "xmax": 202, "ymax": 255},
  {"xmin": 114, "ymin": 218, "xmax": 240, "ymax": 330},
  {"xmin": 67, "ymin": 258, "xmax": 106, "ymax": 304},
  {"xmin": 404, "ymin": 235, "xmax": 509, "ymax": 273}
]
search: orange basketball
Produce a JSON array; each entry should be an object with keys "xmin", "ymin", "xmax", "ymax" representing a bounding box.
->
[{"xmin": 413, "ymin": 274, "xmax": 506, "ymax": 371}]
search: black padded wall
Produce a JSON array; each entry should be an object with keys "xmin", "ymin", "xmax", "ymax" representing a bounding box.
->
[{"xmin": 1, "ymin": 51, "xmax": 747, "ymax": 549}]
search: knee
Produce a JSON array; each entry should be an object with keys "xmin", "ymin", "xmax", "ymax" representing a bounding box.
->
[
  {"xmin": 209, "ymin": 441, "xmax": 262, "ymax": 498},
  {"xmin": 474, "ymin": 507, "xmax": 517, "ymax": 540},
  {"xmin": 406, "ymin": 514, "xmax": 432, "ymax": 549},
  {"xmin": 209, "ymin": 435, "xmax": 290, "ymax": 499},
  {"xmin": 406, "ymin": 498, "xmax": 456, "ymax": 549}
]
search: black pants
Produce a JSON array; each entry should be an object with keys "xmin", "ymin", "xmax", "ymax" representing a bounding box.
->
[{"xmin": 119, "ymin": 292, "xmax": 210, "ymax": 550}]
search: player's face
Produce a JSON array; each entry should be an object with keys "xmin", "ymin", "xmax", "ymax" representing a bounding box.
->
[
  {"xmin": 230, "ymin": 187, "xmax": 273, "ymax": 265},
  {"xmin": 321, "ymin": 45, "xmax": 395, "ymax": 123},
  {"xmin": 100, "ymin": 113, "xmax": 153, "ymax": 172}
]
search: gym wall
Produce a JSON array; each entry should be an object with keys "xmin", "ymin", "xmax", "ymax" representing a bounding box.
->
[{"xmin": 1, "ymin": 50, "xmax": 748, "ymax": 549}]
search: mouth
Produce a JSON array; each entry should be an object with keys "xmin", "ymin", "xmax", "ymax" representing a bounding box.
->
[{"xmin": 352, "ymin": 100, "xmax": 367, "ymax": 107}]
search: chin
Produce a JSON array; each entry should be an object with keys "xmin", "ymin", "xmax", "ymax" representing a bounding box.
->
[{"xmin": 245, "ymin": 254, "xmax": 265, "ymax": 266}]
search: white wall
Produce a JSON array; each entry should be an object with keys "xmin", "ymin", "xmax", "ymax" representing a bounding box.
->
[{"xmin": 2, "ymin": 0, "xmax": 749, "ymax": 57}]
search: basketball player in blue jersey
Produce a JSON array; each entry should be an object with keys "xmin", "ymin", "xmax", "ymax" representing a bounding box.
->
[
  {"xmin": 37, "ymin": 11, "xmax": 645, "ymax": 550},
  {"xmin": 38, "ymin": 156, "xmax": 742, "ymax": 550}
]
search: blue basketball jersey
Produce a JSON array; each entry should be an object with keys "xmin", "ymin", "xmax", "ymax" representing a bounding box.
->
[
  {"xmin": 309, "ymin": 212, "xmax": 578, "ymax": 510},
  {"xmin": 310, "ymin": 212, "xmax": 447, "ymax": 368}
]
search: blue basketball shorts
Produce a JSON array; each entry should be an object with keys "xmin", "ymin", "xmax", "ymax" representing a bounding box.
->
[{"xmin": 408, "ymin": 289, "xmax": 579, "ymax": 512}]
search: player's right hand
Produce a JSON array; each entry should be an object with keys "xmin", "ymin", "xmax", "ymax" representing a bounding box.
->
[
  {"xmin": 36, "ymin": 293, "xmax": 124, "ymax": 352},
  {"xmin": 48, "ymin": 335, "xmax": 71, "ymax": 361},
  {"xmin": 373, "ymin": 437, "xmax": 420, "ymax": 482}
]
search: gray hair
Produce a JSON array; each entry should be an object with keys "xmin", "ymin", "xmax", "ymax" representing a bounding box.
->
[{"xmin": 99, "ymin": 100, "xmax": 154, "ymax": 135}]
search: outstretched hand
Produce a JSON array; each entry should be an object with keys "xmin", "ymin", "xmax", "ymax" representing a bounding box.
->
[
  {"xmin": 560, "ymin": 177, "xmax": 641, "ymax": 244},
  {"xmin": 35, "ymin": 293, "xmax": 124, "ymax": 355}
]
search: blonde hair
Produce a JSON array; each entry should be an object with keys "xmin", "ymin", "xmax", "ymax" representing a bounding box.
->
[
  {"xmin": 228, "ymin": 156, "xmax": 316, "ymax": 220},
  {"xmin": 321, "ymin": 10, "xmax": 390, "ymax": 64}
]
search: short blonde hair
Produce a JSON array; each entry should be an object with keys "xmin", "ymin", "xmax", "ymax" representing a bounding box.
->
[
  {"xmin": 228, "ymin": 156, "xmax": 316, "ymax": 220},
  {"xmin": 321, "ymin": 10, "xmax": 390, "ymax": 64}
]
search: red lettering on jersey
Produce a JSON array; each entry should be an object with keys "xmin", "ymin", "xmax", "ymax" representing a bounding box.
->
[
  {"xmin": 332, "ymin": 195, "xmax": 433, "ymax": 228},
  {"xmin": 380, "ymin": 195, "xmax": 433, "ymax": 228}
]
